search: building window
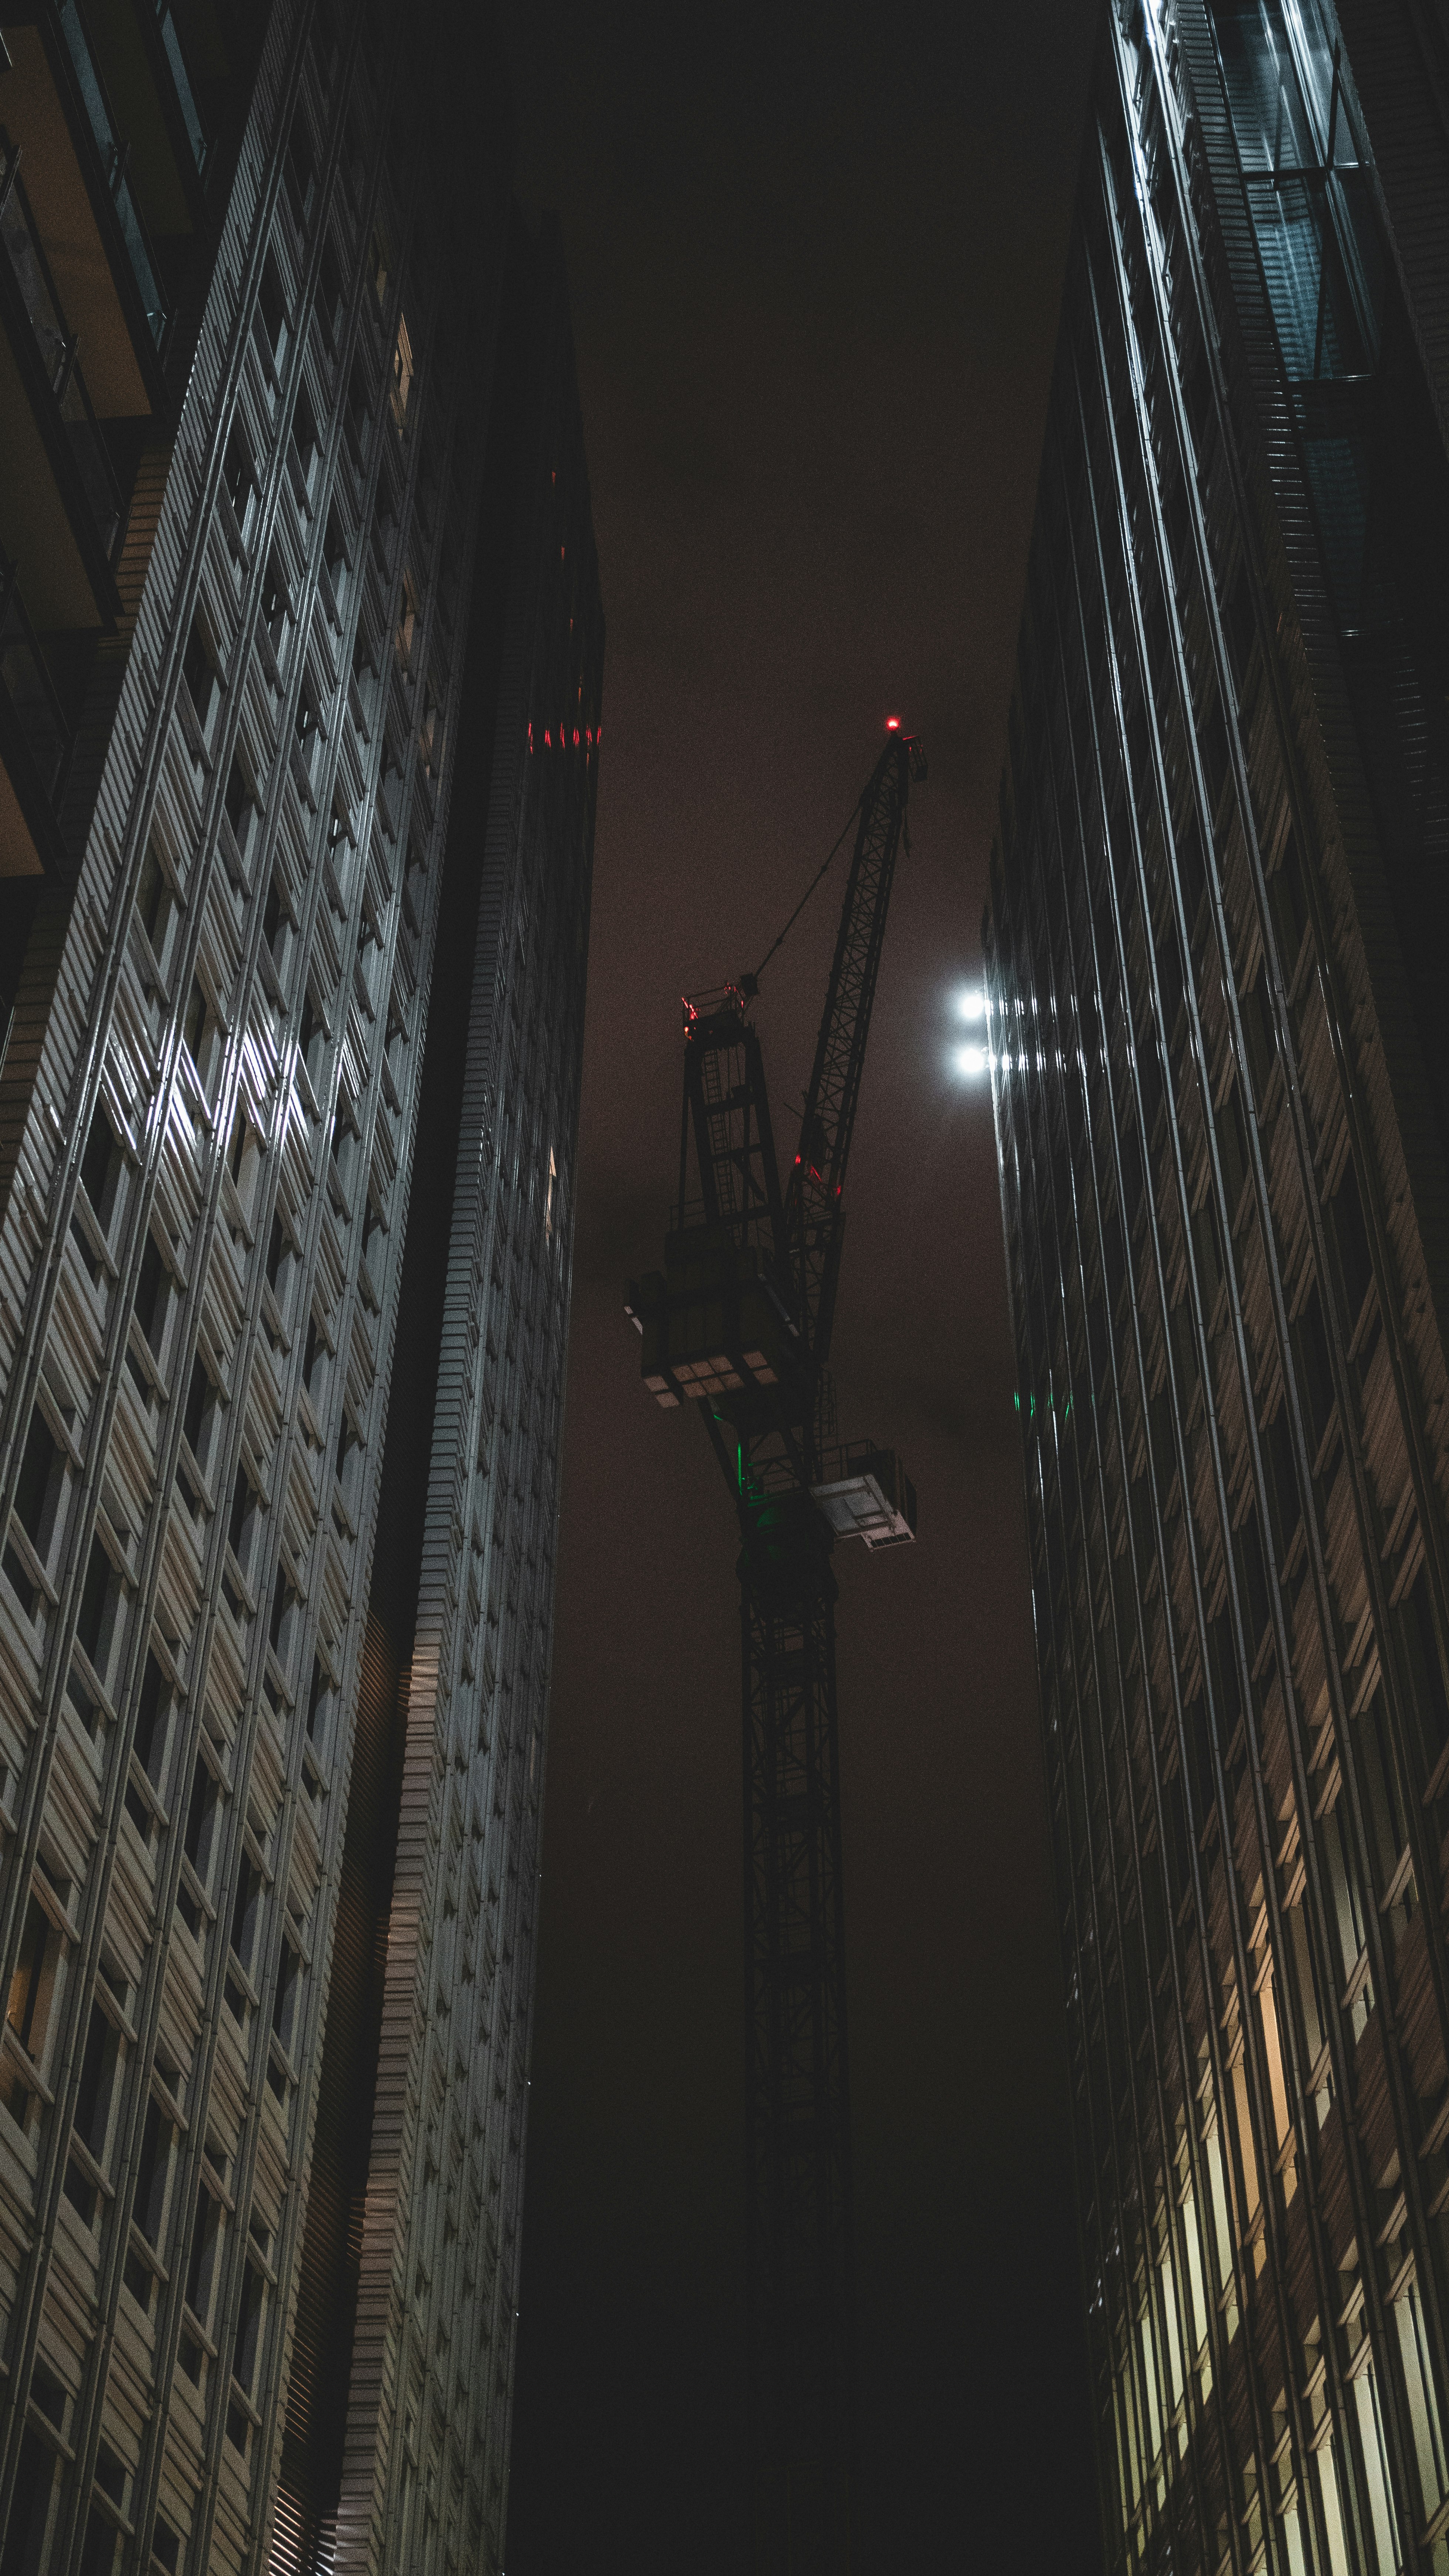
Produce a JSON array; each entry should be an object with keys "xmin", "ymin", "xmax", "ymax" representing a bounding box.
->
[
  {"xmin": 255, "ymin": 248, "xmax": 288, "ymax": 384},
  {"xmin": 1209, "ymin": 0, "xmax": 1384, "ymax": 383},
  {"xmin": 70, "ymin": 1098, "xmax": 126, "ymax": 1287},
  {"xmin": 179, "ymin": 1756, "xmax": 222, "ymax": 1934},
  {"xmin": 223, "ymin": 753, "xmax": 256, "ymax": 877},
  {"xmin": 222, "ymin": 423, "xmax": 254, "ymax": 550},
  {"xmin": 63, "ymin": 1988, "xmax": 124, "ymax": 2225},
  {"xmin": 182, "ymin": 975, "xmax": 219, "ymax": 1103},
  {"xmin": 230, "ymin": 1853, "xmax": 263, "ymax": 1981},
  {"xmin": 394, "ymin": 572, "xmax": 419, "ymax": 676},
  {"xmin": 391, "ymin": 311, "xmax": 414, "ymax": 425},
  {"xmin": 262, "ymin": 550, "xmax": 292, "ymax": 657},
  {"xmin": 134, "ymin": 834, "xmax": 179, "ymax": 994},
  {"xmin": 3, "ymin": 1405, "xmax": 65, "ymax": 1617},
  {"xmin": 128, "ymin": 1228, "xmax": 173, "ymax": 1399},
  {"xmin": 7, "ymin": 1891, "xmax": 60, "ymax": 2064},
  {"xmin": 181, "ymin": 616, "xmax": 220, "ymax": 743},
  {"xmin": 225, "ymin": 1463, "xmax": 261, "ymax": 1611},
  {"xmin": 4, "ymin": 2420, "xmax": 58, "ymax": 2575},
  {"xmin": 178, "ymin": 1351, "xmax": 218, "ymax": 1510},
  {"xmin": 290, "ymin": 383, "xmax": 319, "ymax": 494},
  {"xmin": 68, "ymin": 1530, "xmax": 123, "ymax": 1732},
  {"xmin": 124, "ymin": 1647, "xmax": 175, "ymax": 1840},
  {"xmin": 282, "ymin": 112, "xmax": 314, "ymax": 233},
  {"xmin": 180, "ymin": 2184, "xmax": 223, "ymax": 2379},
  {"xmin": 316, "ymin": 234, "xmax": 343, "ymax": 345}
]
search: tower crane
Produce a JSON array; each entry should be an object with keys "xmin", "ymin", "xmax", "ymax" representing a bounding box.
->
[{"xmin": 625, "ymin": 723, "xmax": 926, "ymax": 2574}]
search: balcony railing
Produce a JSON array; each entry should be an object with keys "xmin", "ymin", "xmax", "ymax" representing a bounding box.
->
[
  {"xmin": 54, "ymin": 0, "xmax": 168, "ymax": 348},
  {"xmin": 155, "ymin": 2, "xmax": 207, "ymax": 178},
  {"xmin": 0, "ymin": 549, "xmax": 75, "ymax": 813},
  {"xmin": 0, "ymin": 134, "xmax": 122, "ymax": 558}
]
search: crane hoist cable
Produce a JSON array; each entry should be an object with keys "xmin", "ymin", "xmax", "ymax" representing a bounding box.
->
[{"xmin": 746, "ymin": 788, "xmax": 867, "ymax": 992}]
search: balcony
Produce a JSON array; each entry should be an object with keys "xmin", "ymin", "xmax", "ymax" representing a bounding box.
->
[
  {"xmin": 0, "ymin": 548, "xmax": 74, "ymax": 878},
  {"xmin": 0, "ymin": 133, "xmax": 122, "ymax": 625},
  {"xmin": 3, "ymin": 6, "xmax": 172, "ymax": 420}
]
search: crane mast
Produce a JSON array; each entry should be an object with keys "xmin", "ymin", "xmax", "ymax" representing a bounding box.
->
[{"xmin": 626, "ymin": 729, "xmax": 924, "ymax": 2574}]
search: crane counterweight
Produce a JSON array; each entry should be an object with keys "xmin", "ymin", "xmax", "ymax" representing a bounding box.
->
[{"xmin": 625, "ymin": 728, "xmax": 924, "ymax": 2575}]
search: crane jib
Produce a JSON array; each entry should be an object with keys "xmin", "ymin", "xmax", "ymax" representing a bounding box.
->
[{"xmin": 783, "ymin": 730, "xmax": 923, "ymax": 1365}]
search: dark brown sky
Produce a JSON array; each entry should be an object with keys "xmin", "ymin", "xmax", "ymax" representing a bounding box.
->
[{"xmin": 495, "ymin": 5, "xmax": 1105, "ymax": 2567}]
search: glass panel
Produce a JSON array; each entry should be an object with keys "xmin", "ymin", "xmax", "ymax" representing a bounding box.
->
[
  {"xmin": 1212, "ymin": 0, "xmax": 1381, "ymax": 378},
  {"xmin": 1352, "ymin": 2369, "xmax": 1405, "ymax": 2576},
  {"xmin": 1213, "ymin": 0, "xmax": 1317, "ymax": 171},
  {"xmin": 1244, "ymin": 175, "xmax": 1367, "ymax": 378}
]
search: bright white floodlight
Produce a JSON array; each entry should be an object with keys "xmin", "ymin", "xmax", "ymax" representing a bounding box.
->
[
  {"xmin": 955, "ymin": 1044, "xmax": 988, "ymax": 1078},
  {"xmin": 957, "ymin": 988, "xmax": 986, "ymax": 1022}
]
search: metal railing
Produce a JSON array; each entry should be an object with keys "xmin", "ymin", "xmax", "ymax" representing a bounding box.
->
[
  {"xmin": 0, "ymin": 131, "xmax": 123, "ymax": 557},
  {"xmin": 155, "ymin": 2, "xmax": 207, "ymax": 177},
  {"xmin": 54, "ymin": 0, "xmax": 168, "ymax": 347},
  {"xmin": 0, "ymin": 548, "xmax": 75, "ymax": 814}
]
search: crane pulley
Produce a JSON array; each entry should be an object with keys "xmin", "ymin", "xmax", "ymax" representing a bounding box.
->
[{"xmin": 624, "ymin": 724, "xmax": 925, "ymax": 2575}]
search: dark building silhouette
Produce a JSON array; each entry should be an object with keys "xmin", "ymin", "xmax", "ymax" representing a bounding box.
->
[
  {"xmin": 0, "ymin": 6, "xmax": 601, "ymax": 2573},
  {"xmin": 987, "ymin": 4, "xmax": 1449, "ymax": 2574}
]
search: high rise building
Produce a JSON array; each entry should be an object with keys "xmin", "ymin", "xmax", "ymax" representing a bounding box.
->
[
  {"xmin": 985, "ymin": 5, "xmax": 1449, "ymax": 2575},
  {"xmin": 0, "ymin": 7, "xmax": 601, "ymax": 2575}
]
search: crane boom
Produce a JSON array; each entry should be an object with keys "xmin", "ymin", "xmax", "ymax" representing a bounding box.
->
[
  {"xmin": 624, "ymin": 727, "xmax": 925, "ymax": 2575},
  {"xmin": 784, "ymin": 728, "xmax": 926, "ymax": 1367}
]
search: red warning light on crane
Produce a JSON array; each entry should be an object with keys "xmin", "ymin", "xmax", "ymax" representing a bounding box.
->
[{"xmin": 885, "ymin": 716, "xmax": 901, "ymax": 732}]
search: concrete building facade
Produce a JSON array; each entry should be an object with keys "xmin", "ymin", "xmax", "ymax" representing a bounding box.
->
[{"xmin": 0, "ymin": 4, "xmax": 601, "ymax": 2572}]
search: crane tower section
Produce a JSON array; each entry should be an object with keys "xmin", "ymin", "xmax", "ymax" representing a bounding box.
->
[{"xmin": 626, "ymin": 729, "xmax": 924, "ymax": 2573}]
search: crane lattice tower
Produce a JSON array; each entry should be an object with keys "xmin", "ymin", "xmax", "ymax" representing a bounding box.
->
[{"xmin": 626, "ymin": 726, "xmax": 926, "ymax": 2575}]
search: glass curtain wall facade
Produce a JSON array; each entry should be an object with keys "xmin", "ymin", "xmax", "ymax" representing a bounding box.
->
[
  {"xmin": 0, "ymin": 6, "xmax": 601, "ymax": 2575},
  {"xmin": 986, "ymin": 4, "xmax": 1449, "ymax": 2574}
]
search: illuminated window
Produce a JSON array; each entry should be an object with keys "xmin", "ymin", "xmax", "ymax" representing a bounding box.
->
[{"xmin": 392, "ymin": 311, "xmax": 414, "ymax": 424}]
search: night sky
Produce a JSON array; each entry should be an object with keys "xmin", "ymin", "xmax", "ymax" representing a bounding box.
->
[{"xmin": 494, "ymin": 6, "xmax": 1105, "ymax": 2567}]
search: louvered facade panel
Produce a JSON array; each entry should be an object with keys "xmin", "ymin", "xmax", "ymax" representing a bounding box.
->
[
  {"xmin": 988, "ymin": 7, "xmax": 1449, "ymax": 2575},
  {"xmin": 0, "ymin": 6, "xmax": 600, "ymax": 2575}
]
